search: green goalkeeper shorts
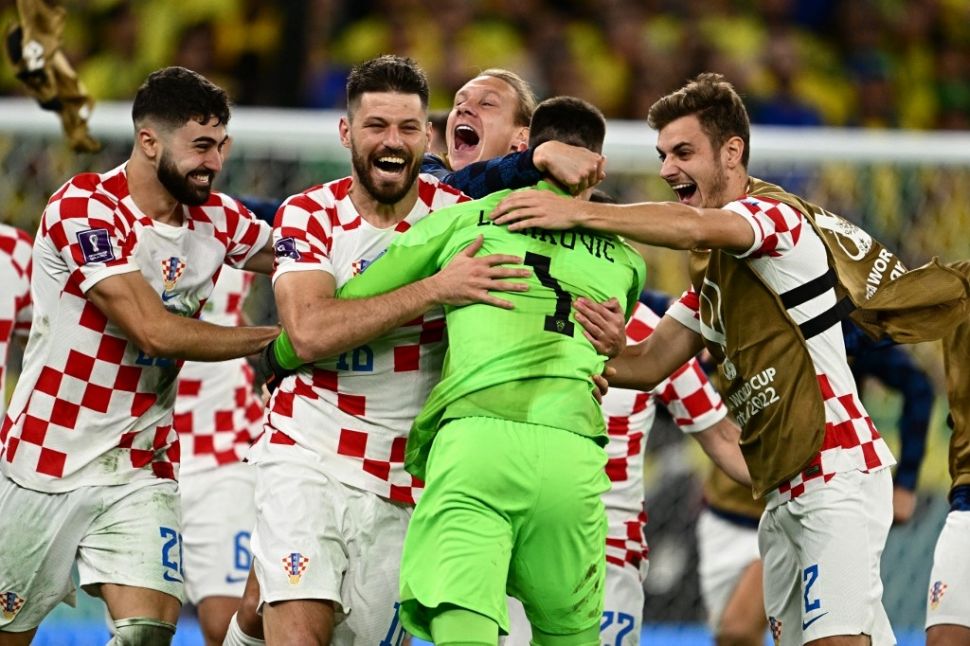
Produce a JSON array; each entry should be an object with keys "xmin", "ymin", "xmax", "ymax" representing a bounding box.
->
[{"xmin": 398, "ymin": 416, "xmax": 609, "ymax": 639}]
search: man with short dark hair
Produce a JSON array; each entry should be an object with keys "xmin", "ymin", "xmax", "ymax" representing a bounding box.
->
[
  {"xmin": 492, "ymin": 72, "xmax": 969, "ymax": 646},
  {"xmin": 0, "ymin": 66, "xmax": 278, "ymax": 646},
  {"xmin": 247, "ymin": 55, "xmax": 530, "ymax": 646},
  {"xmin": 335, "ymin": 96, "xmax": 646, "ymax": 645}
]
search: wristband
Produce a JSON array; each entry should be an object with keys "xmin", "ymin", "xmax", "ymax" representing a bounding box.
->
[{"xmin": 273, "ymin": 330, "xmax": 302, "ymax": 370}]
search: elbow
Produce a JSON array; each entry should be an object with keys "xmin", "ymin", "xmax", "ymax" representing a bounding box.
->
[
  {"xmin": 287, "ymin": 330, "xmax": 322, "ymax": 364},
  {"xmin": 286, "ymin": 325, "xmax": 338, "ymax": 364},
  {"xmin": 131, "ymin": 327, "xmax": 173, "ymax": 359}
]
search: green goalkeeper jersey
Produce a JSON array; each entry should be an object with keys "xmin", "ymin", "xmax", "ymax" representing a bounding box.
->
[{"xmin": 338, "ymin": 181, "xmax": 647, "ymax": 479}]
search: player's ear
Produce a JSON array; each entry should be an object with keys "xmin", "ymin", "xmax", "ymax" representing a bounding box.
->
[
  {"xmin": 723, "ymin": 135, "xmax": 744, "ymax": 169},
  {"xmin": 339, "ymin": 116, "xmax": 352, "ymax": 150},
  {"xmin": 136, "ymin": 126, "xmax": 160, "ymax": 160},
  {"xmin": 511, "ymin": 126, "xmax": 529, "ymax": 152}
]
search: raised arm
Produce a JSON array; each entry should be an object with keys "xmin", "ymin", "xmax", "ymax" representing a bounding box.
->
[
  {"xmin": 491, "ymin": 190, "xmax": 754, "ymax": 253},
  {"xmin": 423, "ymin": 140, "xmax": 603, "ymax": 199}
]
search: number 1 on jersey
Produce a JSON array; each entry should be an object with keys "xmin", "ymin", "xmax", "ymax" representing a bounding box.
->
[{"xmin": 524, "ymin": 252, "xmax": 574, "ymax": 337}]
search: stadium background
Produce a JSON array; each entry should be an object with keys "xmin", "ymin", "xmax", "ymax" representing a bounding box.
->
[{"xmin": 2, "ymin": 0, "xmax": 970, "ymax": 644}]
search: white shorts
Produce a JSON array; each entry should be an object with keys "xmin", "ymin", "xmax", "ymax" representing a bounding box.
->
[
  {"xmin": 250, "ymin": 439, "xmax": 411, "ymax": 645},
  {"xmin": 758, "ymin": 468, "xmax": 894, "ymax": 646},
  {"xmin": 697, "ymin": 507, "xmax": 761, "ymax": 631},
  {"xmin": 926, "ymin": 510, "xmax": 970, "ymax": 629},
  {"xmin": 179, "ymin": 462, "xmax": 256, "ymax": 605},
  {"xmin": 0, "ymin": 473, "xmax": 183, "ymax": 631}
]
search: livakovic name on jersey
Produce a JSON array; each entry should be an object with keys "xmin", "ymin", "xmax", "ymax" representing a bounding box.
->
[{"xmin": 476, "ymin": 210, "xmax": 616, "ymax": 263}]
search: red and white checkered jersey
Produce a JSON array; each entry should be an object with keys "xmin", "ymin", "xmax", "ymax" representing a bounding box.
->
[
  {"xmin": 0, "ymin": 164, "xmax": 271, "ymax": 492},
  {"xmin": 261, "ymin": 174, "xmax": 468, "ymax": 504},
  {"xmin": 667, "ymin": 194, "xmax": 895, "ymax": 509},
  {"xmin": 603, "ymin": 301, "xmax": 726, "ymax": 572},
  {"xmin": 175, "ymin": 266, "xmax": 264, "ymax": 475},
  {"xmin": 0, "ymin": 224, "xmax": 33, "ymax": 420}
]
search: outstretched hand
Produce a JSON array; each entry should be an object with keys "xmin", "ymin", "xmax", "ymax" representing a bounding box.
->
[
  {"xmin": 430, "ymin": 235, "xmax": 530, "ymax": 309},
  {"xmin": 575, "ymin": 297, "xmax": 626, "ymax": 358},
  {"xmin": 491, "ymin": 190, "xmax": 584, "ymax": 231}
]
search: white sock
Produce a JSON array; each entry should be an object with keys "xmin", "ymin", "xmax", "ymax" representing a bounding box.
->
[{"xmin": 223, "ymin": 612, "xmax": 265, "ymax": 646}]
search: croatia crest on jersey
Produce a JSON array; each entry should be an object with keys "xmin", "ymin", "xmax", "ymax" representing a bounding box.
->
[
  {"xmin": 929, "ymin": 580, "xmax": 947, "ymax": 610},
  {"xmin": 282, "ymin": 552, "xmax": 309, "ymax": 584},
  {"xmin": 161, "ymin": 257, "xmax": 187, "ymax": 291},
  {"xmin": 768, "ymin": 616, "xmax": 782, "ymax": 644},
  {"xmin": 1, "ymin": 591, "xmax": 25, "ymax": 620}
]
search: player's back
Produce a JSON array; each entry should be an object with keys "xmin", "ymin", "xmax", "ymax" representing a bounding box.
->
[{"xmin": 416, "ymin": 184, "xmax": 646, "ymax": 445}]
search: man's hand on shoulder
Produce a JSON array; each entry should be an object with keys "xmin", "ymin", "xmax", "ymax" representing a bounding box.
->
[
  {"xmin": 491, "ymin": 190, "xmax": 585, "ymax": 231},
  {"xmin": 533, "ymin": 140, "xmax": 605, "ymax": 195},
  {"xmin": 428, "ymin": 235, "xmax": 530, "ymax": 309}
]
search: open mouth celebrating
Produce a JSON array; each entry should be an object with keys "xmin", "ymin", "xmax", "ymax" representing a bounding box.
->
[
  {"xmin": 374, "ymin": 154, "xmax": 407, "ymax": 174},
  {"xmin": 453, "ymin": 124, "xmax": 480, "ymax": 151},
  {"xmin": 671, "ymin": 182, "xmax": 697, "ymax": 202}
]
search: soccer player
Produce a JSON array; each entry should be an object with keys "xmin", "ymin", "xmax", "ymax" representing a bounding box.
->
[
  {"xmin": 695, "ymin": 320, "xmax": 935, "ymax": 646},
  {"xmin": 504, "ymin": 291, "xmax": 747, "ymax": 646},
  {"xmin": 173, "ymin": 266, "xmax": 265, "ymax": 646},
  {"xmin": 0, "ymin": 224, "xmax": 32, "ymax": 419},
  {"xmin": 0, "ymin": 66, "xmax": 278, "ymax": 645},
  {"xmin": 489, "ymin": 73, "xmax": 964, "ymax": 646},
  {"xmin": 227, "ymin": 64, "xmax": 624, "ymax": 646},
  {"xmin": 927, "ymin": 307, "xmax": 970, "ymax": 646},
  {"xmin": 247, "ymin": 55, "xmax": 531, "ymax": 646},
  {"xmin": 423, "ymin": 68, "xmax": 606, "ymax": 197},
  {"xmin": 335, "ymin": 96, "xmax": 646, "ymax": 645}
]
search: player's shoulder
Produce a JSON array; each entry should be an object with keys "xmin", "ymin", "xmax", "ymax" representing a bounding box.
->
[
  {"xmin": 279, "ymin": 176, "xmax": 353, "ymax": 216},
  {"xmin": 44, "ymin": 167, "xmax": 129, "ymax": 225},
  {"xmin": 728, "ymin": 193, "xmax": 805, "ymax": 222},
  {"xmin": 416, "ymin": 172, "xmax": 471, "ymax": 207}
]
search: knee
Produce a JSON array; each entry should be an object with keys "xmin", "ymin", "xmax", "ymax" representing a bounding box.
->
[
  {"xmin": 236, "ymin": 592, "xmax": 263, "ymax": 637},
  {"xmin": 108, "ymin": 617, "xmax": 176, "ymax": 646}
]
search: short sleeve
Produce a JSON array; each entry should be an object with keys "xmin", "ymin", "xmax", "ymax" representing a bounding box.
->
[
  {"xmin": 41, "ymin": 190, "xmax": 138, "ymax": 293},
  {"xmin": 724, "ymin": 197, "xmax": 805, "ymax": 260},
  {"xmin": 272, "ymin": 192, "xmax": 337, "ymax": 284},
  {"xmin": 653, "ymin": 359, "xmax": 727, "ymax": 433},
  {"xmin": 666, "ymin": 287, "xmax": 701, "ymax": 335}
]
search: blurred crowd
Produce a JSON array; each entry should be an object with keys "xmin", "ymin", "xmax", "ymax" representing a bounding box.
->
[{"xmin": 3, "ymin": 0, "xmax": 970, "ymax": 129}]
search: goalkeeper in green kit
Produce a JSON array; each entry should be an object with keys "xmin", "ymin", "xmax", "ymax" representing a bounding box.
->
[
  {"xmin": 346, "ymin": 95, "xmax": 645, "ymax": 645},
  {"xmin": 271, "ymin": 96, "xmax": 645, "ymax": 644}
]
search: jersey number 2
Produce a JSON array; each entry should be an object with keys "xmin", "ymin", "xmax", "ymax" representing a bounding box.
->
[{"xmin": 524, "ymin": 252, "xmax": 574, "ymax": 337}]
